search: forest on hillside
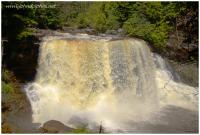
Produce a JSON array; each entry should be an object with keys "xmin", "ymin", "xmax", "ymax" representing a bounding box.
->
[{"xmin": 2, "ymin": 2, "xmax": 198, "ymax": 55}]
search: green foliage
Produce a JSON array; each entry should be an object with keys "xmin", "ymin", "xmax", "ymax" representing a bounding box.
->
[
  {"xmin": 2, "ymin": 2, "xmax": 197, "ymax": 52},
  {"xmin": 148, "ymin": 23, "xmax": 170, "ymax": 48},
  {"xmin": 122, "ymin": 12, "xmax": 170, "ymax": 48},
  {"xmin": 1, "ymin": 69, "xmax": 14, "ymax": 93},
  {"xmin": 2, "ymin": 69, "xmax": 15, "ymax": 94},
  {"xmin": 35, "ymin": 5, "xmax": 62, "ymax": 29},
  {"xmin": 58, "ymin": 2, "xmax": 90, "ymax": 27},
  {"xmin": 17, "ymin": 28, "xmax": 36, "ymax": 40},
  {"xmin": 64, "ymin": 2, "xmax": 194, "ymax": 50},
  {"xmin": 74, "ymin": 13, "xmax": 89, "ymax": 28},
  {"xmin": 105, "ymin": 14, "xmax": 120, "ymax": 30},
  {"xmin": 104, "ymin": 3, "xmax": 123, "ymax": 29},
  {"xmin": 2, "ymin": 2, "xmax": 62, "ymax": 40},
  {"xmin": 13, "ymin": 14, "xmax": 38, "ymax": 27},
  {"xmin": 86, "ymin": 3, "xmax": 107, "ymax": 32},
  {"xmin": 121, "ymin": 2, "xmax": 181, "ymax": 48},
  {"xmin": 123, "ymin": 13, "xmax": 154, "ymax": 37},
  {"xmin": 71, "ymin": 127, "xmax": 91, "ymax": 134},
  {"xmin": 134, "ymin": 2, "xmax": 163, "ymax": 23},
  {"xmin": 2, "ymin": 81, "xmax": 14, "ymax": 94},
  {"xmin": 2, "ymin": 2, "xmax": 36, "ymax": 40},
  {"xmin": 71, "ymin": 2, "xmax": 187, "ymax": 49}
]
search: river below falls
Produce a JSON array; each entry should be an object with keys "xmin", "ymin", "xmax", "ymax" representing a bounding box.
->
[{"xmin": 5, "ymin": 101, "xmax": 198, "ymax": 133}]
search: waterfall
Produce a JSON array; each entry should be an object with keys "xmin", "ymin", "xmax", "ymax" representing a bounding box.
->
[{"xmin": 25, "ymin": 34, "xmax": 198, "ymax": 131}]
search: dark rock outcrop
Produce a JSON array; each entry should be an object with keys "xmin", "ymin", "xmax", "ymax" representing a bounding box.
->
[
  {"xmin": 39, "ymin": 120, "xmax": 74, "ymax": 133},
  {"xmin": 169, "ymin": 60, "xmax": 198, "ymax": 87},
  {"xmin": 166, "ymin": 30, "xmax": 198, "ymax": 62}
]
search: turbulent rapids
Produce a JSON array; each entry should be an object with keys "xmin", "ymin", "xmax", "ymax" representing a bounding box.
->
[{"xmin": 25, "ymin": 33, "xmax": 198, "ymax": 132}]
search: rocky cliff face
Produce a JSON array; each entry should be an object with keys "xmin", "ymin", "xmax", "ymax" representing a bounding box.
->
[{"xmin": 166, "ymin": 30, "xmax": 198, "ymax": 62}]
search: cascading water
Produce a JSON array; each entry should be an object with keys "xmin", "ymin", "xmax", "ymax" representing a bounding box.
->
[
  {"xmin": 25, "ymin": 33, "xmax": 198, "ymax": 132},
  {"xmin": 154, "ymin": 54, "xmax": 198, "ymax": 109}
]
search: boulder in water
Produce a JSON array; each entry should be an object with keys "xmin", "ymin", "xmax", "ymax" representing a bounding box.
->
[{"xmin": 39, "ymin": 120, "xmax": 74, "ymax": 133}]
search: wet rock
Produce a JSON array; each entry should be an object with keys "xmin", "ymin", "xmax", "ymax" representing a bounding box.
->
[
  {"xmin": 106, "ymin": 30, "xmax": 118, "ymax": 35},
  {"xmin": 117, "ymin": 28, "xmax": 123, "ymax": 33},
  {"xmin": 169, "ymin": 60, "xmax": 198, "ymax": 87},
  {"xmin": 39, "ymin": 120, "xmax": 74, "ymax": 133}
]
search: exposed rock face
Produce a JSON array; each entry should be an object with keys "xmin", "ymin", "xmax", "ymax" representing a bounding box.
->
[
  {"xmin": 169, "ymin": 60, "xmax": 198, "ymax": 87},
  {"xmin": 166, "ymin": 30, "xmax": 198, "ymax": 61},
  {"xmin": 39, "ymin": 120, "xmax": 74, "ymax": 133}
]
